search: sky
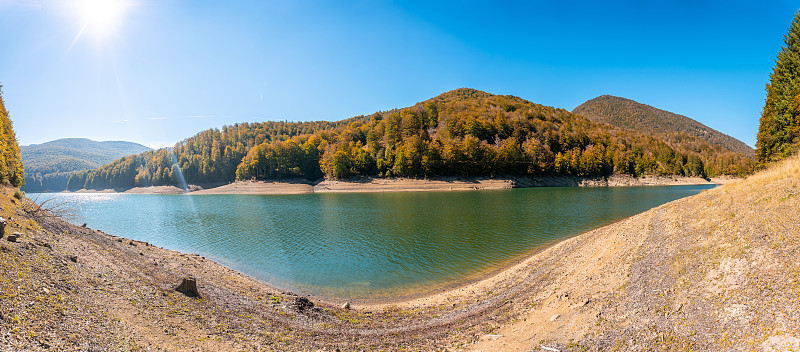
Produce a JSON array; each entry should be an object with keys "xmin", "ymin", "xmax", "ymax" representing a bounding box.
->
[{"xmin": 1, "ymin": 0, "xmax": 797, "ymax": 149}]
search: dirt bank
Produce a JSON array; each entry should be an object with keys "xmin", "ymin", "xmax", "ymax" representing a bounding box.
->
[
  {"xmin": 312, "ymin": 177, "xmax": 513, "ymax": 193},
  {"xmin": 63, "ymin": 174, "xmax": 732, "ymax": 195}
]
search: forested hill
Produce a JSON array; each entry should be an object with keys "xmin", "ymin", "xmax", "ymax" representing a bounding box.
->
[
  {"xmin": 22, "ymin": 138, "xmax": 151, "ymax": 192},
  {"xmin": 68, "ymin": 88, "xmax": 755, "ymax": 190},
  {"xmin": 0, "ymin": 86, "xmax": 24, "ymax": 187},
  {"xmin": 572, "ymin": 95, "xmax": 755, "ymax": 158}
]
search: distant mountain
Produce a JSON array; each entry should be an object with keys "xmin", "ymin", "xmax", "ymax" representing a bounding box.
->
[
  {"xmin": 572, "ymin": 95, "xmax": 755, "ymax": 158},
  {"xmin": 22, "ymin": 138, "xmax": 151, "ymax": 192}
]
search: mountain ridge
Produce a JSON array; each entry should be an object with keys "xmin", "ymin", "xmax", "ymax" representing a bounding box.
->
[
  {"xmin": 22, "ymin": 138, "xmax": 151, "ymax": 192},
  {"xmin": 572, "ymin": 95, "xmax": 754, "ymax": 158}
]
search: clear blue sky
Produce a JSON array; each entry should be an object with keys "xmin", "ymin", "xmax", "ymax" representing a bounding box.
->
[{"xmin": 1, "ymin": 0, "xmax": 797, "ymax": 149}]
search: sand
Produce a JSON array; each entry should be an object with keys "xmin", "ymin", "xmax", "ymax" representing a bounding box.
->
[
  {"xmin": 63, "ymin": 175, "xmax": 732, "ymax": 195},
  {"xmin": 189, "ymin": 181, "xmax": 313, "ymax": 195}
]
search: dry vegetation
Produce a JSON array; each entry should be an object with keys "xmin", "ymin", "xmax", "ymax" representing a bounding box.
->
[
  {"xmin": 1, "ymin": 154, "xmax": 799, "ymax": 351},
  {"xmin": 470, "ymin": 153, "xmax": 800, "ymax": 351}
]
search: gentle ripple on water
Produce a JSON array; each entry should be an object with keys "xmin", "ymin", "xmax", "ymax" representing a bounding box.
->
[{"xmin": 31, "ymin": 185, "xmax": 714, "ymax": 299}]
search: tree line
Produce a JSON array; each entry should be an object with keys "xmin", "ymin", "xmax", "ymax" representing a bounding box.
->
[{"xmin": 69, "ymin": 88, "xmax": 755, "ymax": 190}]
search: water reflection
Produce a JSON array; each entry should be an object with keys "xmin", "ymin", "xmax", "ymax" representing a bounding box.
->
[{"xmin": 33, "ymin": 185, "xmax": 713, "ymax": 299}]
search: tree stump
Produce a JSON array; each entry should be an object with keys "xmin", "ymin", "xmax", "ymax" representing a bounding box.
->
[
  {"xmin": 175, "ymin": 277, "xmax": 199, "ymax": 297},
  {"xmin": 291, "ymin": 297, "xmax": 314, "ymax": 312}
]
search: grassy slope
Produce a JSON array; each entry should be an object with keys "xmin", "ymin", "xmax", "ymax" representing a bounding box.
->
[{"xmin": 1, "ymin": 154, "xmax": 798, "ymax": 351}]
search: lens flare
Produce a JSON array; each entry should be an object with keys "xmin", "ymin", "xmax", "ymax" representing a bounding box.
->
[{"xmin": 70, "ymin": 0, "xmax": 133, "ymax": 40}]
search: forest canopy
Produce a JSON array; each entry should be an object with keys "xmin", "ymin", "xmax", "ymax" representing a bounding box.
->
[{"xmin": 69, "ymin": 89, "xmax": 755, "ymax": 190}]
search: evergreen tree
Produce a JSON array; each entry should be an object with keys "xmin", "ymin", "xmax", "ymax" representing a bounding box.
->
[{"xmin": 756, "ymin": 10, "xmax": 800, "ymax": 165}]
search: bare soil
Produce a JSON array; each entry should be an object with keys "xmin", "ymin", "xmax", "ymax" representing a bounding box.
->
[{"xmin": 62, "ymin": 175, "xmax": 730, "ymax": 195}]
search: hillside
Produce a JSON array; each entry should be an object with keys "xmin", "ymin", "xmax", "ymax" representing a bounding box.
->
[
  {"xmin": 0, "ymin": 85, "xmax": 24, "ymax": 187},
  {"xmin": 21, "ymin": 138, "xmax": 151, "ymax": 192},
  {"xmin": 68, "ymin": 89, "xmax": 754, "ymax": 191},
  {"xmin": 572, "ymin": 95, "xmax": 755, "ymax": 174},
  {"xmin": 3, "ymin": 130, "xmax": 799, "ymax": 351}
]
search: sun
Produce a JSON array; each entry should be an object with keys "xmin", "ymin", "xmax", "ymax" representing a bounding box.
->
[{"xmin": 69, "ymin": 0, "xmax": 134, "ymax": 40}]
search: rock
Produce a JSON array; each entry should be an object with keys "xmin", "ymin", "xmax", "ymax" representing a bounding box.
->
[
  {"xmin": 0, "ymin": 217, "xmax": 6, "ymax": 237},
  {"xmin": 81, "ymin": 223, "xmax": 87, "ymax": 228},
  {"xmin": 480, "ymin": 334, "xmax": 504, "ymax": 341},
  {"xmin": 342, "ymin": 302, "xmax": 351, "ymax": 310},
  {"xmin": 69, "ymin": 255, "xmax": 78, "ymax": 263},
  {"xmin": 175, "ymin": 277, "xmax": 200, "ymax": 297},
  {"xmin": 6, "ymin": 233, "xmax": 19, "ymax": 242},
  {"xmin": 549, "ymin": 314, "xmax": 560, "ymax": 321}
]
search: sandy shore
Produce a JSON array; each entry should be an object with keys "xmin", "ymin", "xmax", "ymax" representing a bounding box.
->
[
  {"xmin": 190, "ymin": 181, "xmax": 314, "ymax": 195},
  {"xmin": 312, "ymin": 177, "xmax": 513, "ymax": 193},
  {"xmin": 63, "ymin": 175, "xmax": 736, "ymax": 195}
]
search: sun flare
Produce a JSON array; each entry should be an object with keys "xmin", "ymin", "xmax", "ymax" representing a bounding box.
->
[{"xmin": 70, "ymin": 0, "xmax": 133, "ymax": 40}]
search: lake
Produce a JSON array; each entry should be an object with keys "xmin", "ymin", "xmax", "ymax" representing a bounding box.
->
[{"xmin": 31, "ymin": 185, "xmax": 713, "ymax": 300}]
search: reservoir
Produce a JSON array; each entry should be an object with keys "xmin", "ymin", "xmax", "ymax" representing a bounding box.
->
[{"xmin": 32, "ymin": 185, "xmax": 713, "ymax": 300}]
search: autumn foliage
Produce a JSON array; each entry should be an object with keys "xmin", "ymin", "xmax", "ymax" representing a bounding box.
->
[
  {"xmin": 69, "ymin": 89, "xmax": 754, "ymax": 190},
  {"xmin": 0, "ymin": 85, "xmax": 24, "ymax": 187}
]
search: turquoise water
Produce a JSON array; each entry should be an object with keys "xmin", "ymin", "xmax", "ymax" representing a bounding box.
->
[{"xmin": 32, "ymin": 185, "xmax": 713, "ymax": 299}]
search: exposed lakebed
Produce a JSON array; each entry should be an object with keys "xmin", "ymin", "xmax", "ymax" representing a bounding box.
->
[{"xmin": 32, "ymin": 185, "xmax": 714, "ymax": 300}]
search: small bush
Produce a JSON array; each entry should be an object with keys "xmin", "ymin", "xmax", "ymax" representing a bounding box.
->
[{"xmin": 13, "ymin": 189, "xmax": 24, "ymax": 199}]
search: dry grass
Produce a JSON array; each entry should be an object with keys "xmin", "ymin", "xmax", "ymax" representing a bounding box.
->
[{"xmin": 471, "ymin": 153, "xmax": 800, "ymax": 351}]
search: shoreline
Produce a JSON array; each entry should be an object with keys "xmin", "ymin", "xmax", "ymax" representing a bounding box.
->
[
  {"xmin": 56, "ymin": 174, "xmax": 739, "ymax": 195},
  {"xmin": 4, "ymin": 154, "xmax": 799, "ymax": 350}
]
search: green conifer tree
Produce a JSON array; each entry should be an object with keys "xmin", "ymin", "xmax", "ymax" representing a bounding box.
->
[{"xmin": 756, "ymin": 10, "xmax": 800, "ymax": 165}]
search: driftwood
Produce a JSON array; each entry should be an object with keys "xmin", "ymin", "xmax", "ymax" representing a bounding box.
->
[{"xmin": 175, "ymin": 277, "xmax": 200, "ymax": 297}]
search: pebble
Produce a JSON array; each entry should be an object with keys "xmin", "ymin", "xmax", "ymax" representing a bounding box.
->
[
  {"xmin": 549, "ymin": 314, "xmax": 560, "ymax": 321},
  {"xmin": 480, "ymin": 334, "xmax": 504, "ymax": 341},
  {"xmin": 7, "ymin": 233, "xmax": 19, "ymax": 242},
  {"xmin": 342, "ymin": 302, "xmax": 351, "ymax": 310}
]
